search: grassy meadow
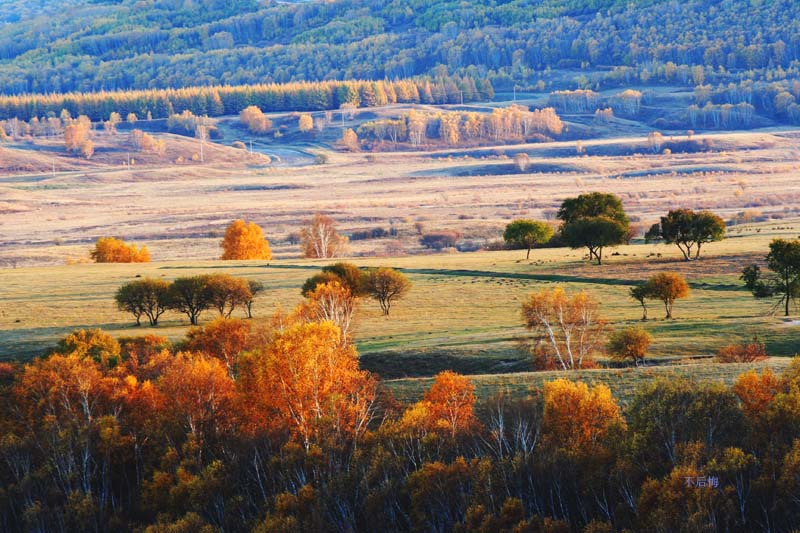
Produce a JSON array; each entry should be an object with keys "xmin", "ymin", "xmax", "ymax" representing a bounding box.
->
[{"xmin": 1, "ymin": 220, "xmax": 798, "ymax": 402}]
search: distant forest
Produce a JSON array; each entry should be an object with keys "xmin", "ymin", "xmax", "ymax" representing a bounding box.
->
[{"xmin": 1, "ymin": 0, "xmax": 799, "ymax": 95}]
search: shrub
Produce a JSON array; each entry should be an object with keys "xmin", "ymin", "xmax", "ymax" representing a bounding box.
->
[
  {"xmin": 91, "ymin": 237, "xmax": 150, "ymax": 263},
  {"xmin": 717, "ymin": 339, "xmax": 768, "ymax": 363},
  {"xmin": 420, "ymin": 230, "xmax": 460, "ymax": 250},
  {"xmin": 608, "ymin": 327, "xmax": 652, "ymax": 366}
]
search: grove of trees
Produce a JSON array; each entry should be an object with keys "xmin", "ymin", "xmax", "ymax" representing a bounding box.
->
[
  {"xmin": 645, "ymin": 208, "xmax": 726, "ymax": 261},
  {"xmin": 3, "ymin": 318, "xmax": 800, "ymax": 531},
  {"xmin": 116, "ymin": 274, "xmax": 260, "ymax": 326}
]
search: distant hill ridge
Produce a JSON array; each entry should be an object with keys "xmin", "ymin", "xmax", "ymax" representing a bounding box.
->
[{"xmin": 0, "ymin": 0, "xmax": 798, "ymax": 95}]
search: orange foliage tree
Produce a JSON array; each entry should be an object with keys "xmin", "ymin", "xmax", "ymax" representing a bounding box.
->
[
  {"xmin": 91, "ymin": 237, "xmax": 150, "ymax": 263},
  {"xmin": 607, "ymin": 326, "xmax": 652, "ymax": 367},
  {"xmin": 646, "ymin": 272, "xmax": 690, "ymax": 319},
  {"xmin": 421, "ymin": 370, "xmax": 478, "ymax": 437},
  {"xmin": 158, "ymin": 352, "xmax": 237, "ymax": 446},
  {"xmin": 184, "ymin": 317, "xmax": 254, "ymax": 376},
  {"xmin": 220, "ymin": 219, "xmax": 272, "ymax": 260},
  {"xmin": 237, "ymin": 321, "xmax": 378, "ymax": 449},
  {"xmin": 397, "ymin": 371, "xmax": 478, "ymax": 440},
  {"xmin": 717, "ymin": 338, "xmax": 768, "ymax": 363},
  {"xmin": 521, "ymin": 287, "xmax": 605, "ymax": 370},
  {"xmin": 298, "ymin": 281, "xmax": 357, "ymax": 343}
]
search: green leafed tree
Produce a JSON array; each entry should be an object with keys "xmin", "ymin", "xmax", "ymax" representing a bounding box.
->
[
  {"xmin": 645, "ymin": 208, "xmax": 726, "ymax": 261},
  {"xmin": 742, "ymin": 238, "xmax": 800, "ymax": 316},
  {"xmin": 115, "ymin": 278, "xmax": 171, "ymax": 326},
  {"xmin": 557, "ymin": 192, "xmax": 629, "ymax": 265},
  {"xmin": 503, "ymin": 219, "xmax": 554, "ymax": 259}
]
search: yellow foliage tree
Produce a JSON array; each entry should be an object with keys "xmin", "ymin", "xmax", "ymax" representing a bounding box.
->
[
  {"xmin": 91, "ymin": 237, "xmax": 150, "ymax": 263},
  {"xmin": 220, "ymin": 219, "xmax": 272, "ymax": 260},
  {"xmin": 543, "ymin": 379, "xmax": 624, "ymax": 454}
]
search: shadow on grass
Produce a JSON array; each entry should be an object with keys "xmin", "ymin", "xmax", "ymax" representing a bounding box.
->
[{"xmin": 360, "ymin": 347, "xmax": 531, "ymax": 379}]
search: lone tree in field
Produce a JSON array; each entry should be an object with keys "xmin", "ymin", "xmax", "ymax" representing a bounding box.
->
[
  {"xmin": 522, "ymin": 286, "xmax": 606, "ymax": 370},
  {"xmin": 646, "ymin": 272, "xmax": 690, "ymax": 319},
  {"xmin": 742, "ymin": 238, "xmax": 800, "ymax": 316},
  {"xmin": 167, "ymin": 275, "xmax": 213, "ymax": 325},
  {"xmin": 221, "ymin": 219, "xmax": 272, "ymax": 260},
  {"xmin": 608, "ymin": 326, "xmax": 652, "ymax": 367},
  {"xmin": 206, "ymin": 274, "xmax": 253, "ymax": 318},
  {"xmin": 557, "ymin": 192, "xmax": 629, "ymax": 265},
  {"xmin": 91, "ymin": 237, "xmax": 150, "ymax": 263},
  {"xmin": 503, "ymin": 219, "xmax": 553, "ymax": 259},
  {"xmin": 115, "ymin": 278, "xmax": 170, "ymax": 326},
  {"xmin": 300, "ymin": 214, "xmax": 348, "ymax": 258},
  {"xmin": 239, "ymin": 105, "xmax": 272, "ymax": 134},
  {"xmin": 365, "ymin": 267, "xmax": 411, "ymax": 315},
  {"xmin": 298, "ymin": 113, "xmax": 314, "ymax": 132},
  {"xmin": 645, "ymin": 208, "xmax": 726, "ymax": 261},
  {"xmin": 629, "ymin": 283, "xmax": 652, "ymax": 321},
  {"xmin": 244, "ymin": 280, "xmax": 264, "ymax": 319}
]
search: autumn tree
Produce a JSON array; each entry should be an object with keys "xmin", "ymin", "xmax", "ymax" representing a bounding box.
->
[
  {"xmin": 542, "ymin": 379, "xmax": 624, "ymax": 453},
  {"xmin": 300, "ymin": 213, "xmax": 348, "ymax": 258},
  {"xmin": 400, "ymin": 370, "xmax": 478, "ymax": 438},
  {"xmin": 91, "ymin": 237, "xmax": 150, "ymax": 263},
  {"xmin": 742, "ymin": 238, "xmax": 800, "ymax": 316},
  {"xmin": 557, "ymin": 192, "xmax": 629, "ymax": 264},
  {"xmin": 167, "ymin": 275, "xmax": 213, "ymax": 325},
  {"xmin": 522, "ymin": 287, "xmax": 606, "ymax": 370},
  {"xmin": 184, "ymin": 317, "xmax": 254, "ymax": 376},
  {"xmin": 206, "ymin": 274, "xmax": 253, "ymax": 318},
  {"xmin": 503, "ymin": 219, "xmax": 553, "ymax": 259},
  {"xmin": 365, "ymin": 267, "xmax": 411, "ymax": 315},
  {"xmin": 239, "ymin": 321, "xmax": 378, "ymax": 449},
  {"xmin": 607, "ymin": 326, "xmax": 652, "ymax": 366},
  {"xmin": 115, "ymin": 278, "xmax": 171, "ymax": 326},
  {"xmin": 239, "ymin": 105, "xmax": 272, "ymax": 134},
  {"xmin": 341, "ymin": 128, "xmax": 359, "ymax": 151},
  {"xmin": 717, "ymin": 338, "xmax": 768, "ymax": 363},
  {"xmin": 646, "ymin": 272, "xmax": 690, "ymax": 319},
  {"xmin": 54, "ymin": 328, "xmax": 121, "ymax": 366},
  {"xmin": 645, "ymin": 208, "xmax": 726, "ymax": 260},
  {"xmin": 158, "ymin": 351, "xmax": 236, "ymax": 444},
  {"xmin": 298, "ymin": 113, "xmax": 314, "ymax": 132},
  {"xmin": 299, "ymin": 281, "xmax": 357, "ymax": 342},
  {"xmin": 220, "ymin": 219, "xmax": 272, "ymax": 260},
  {"xmin": 64, "ymin": 115, "xmax": 92, "ymax": 155}
]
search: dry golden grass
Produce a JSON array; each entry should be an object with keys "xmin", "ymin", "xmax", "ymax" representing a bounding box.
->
[{"xmin": 2, "ymin": 129, "xmax": 799, "ymax": 268}]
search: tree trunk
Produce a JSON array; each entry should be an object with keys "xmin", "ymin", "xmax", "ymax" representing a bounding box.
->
[
  {"xmin": 526, "ymin": 246, "xmax": 531, "ymax": 259},
  {"xmin": 665, "ymin": 300, "xmax": 672, "ymax": 319},
  {"xmin": 641, "ymin": 303, "xmax": 648, "ymax": 321}
]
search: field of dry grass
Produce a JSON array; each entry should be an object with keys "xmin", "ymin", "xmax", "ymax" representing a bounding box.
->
[{"xmin": 2, "ymin": 126, "xmax": 800, "ymax": 268}]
